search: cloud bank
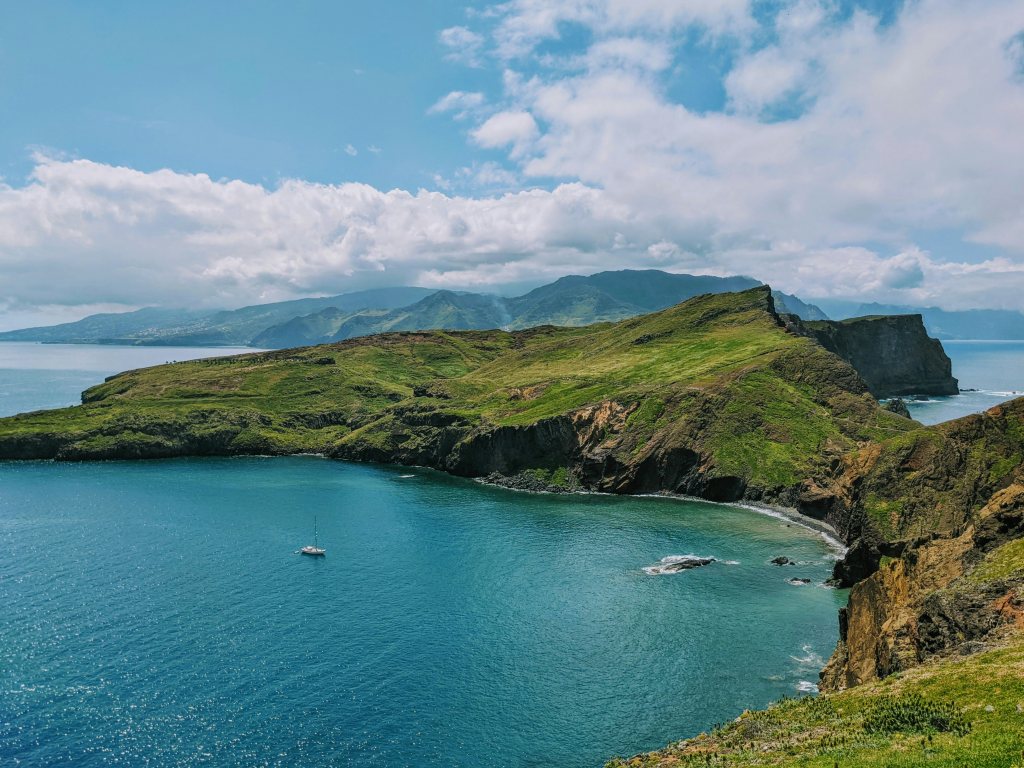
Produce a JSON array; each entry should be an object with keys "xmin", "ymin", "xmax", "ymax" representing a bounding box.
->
[{"xmin": 2, "ymin": 0, "xmax": 1024, "ymax": 324}]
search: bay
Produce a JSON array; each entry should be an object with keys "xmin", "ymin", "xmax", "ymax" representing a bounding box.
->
[{"xmin": 0, "ymin": 457, "xmax": 843, "ymax": 768}]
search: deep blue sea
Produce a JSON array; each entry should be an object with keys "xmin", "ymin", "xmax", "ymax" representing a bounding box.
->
[{"xmin": 0, "ymin": 343, "xmax": 850, "ymax": 767}]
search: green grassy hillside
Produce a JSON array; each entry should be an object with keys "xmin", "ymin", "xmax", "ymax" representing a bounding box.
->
[{"xmin": 0, "ymin": 288, "xmax": 910, "ymax": 501}]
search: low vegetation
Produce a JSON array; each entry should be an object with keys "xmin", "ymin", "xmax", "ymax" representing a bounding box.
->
[{"xmin": 607, "ymin": 638, "xmax": 1024, "ymax": 768}]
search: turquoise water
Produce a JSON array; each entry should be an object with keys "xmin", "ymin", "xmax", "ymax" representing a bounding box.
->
[
  {"xmin": 0, "ymin": 457, "xmax": 844, "ymax": 767},
  {"xmin": 0, "ymin": 343, "xmax": 261, "ymax": 418},
  {"xmin": 906, "ymin": 340, "xmax": 1024, "ymax": 425}
]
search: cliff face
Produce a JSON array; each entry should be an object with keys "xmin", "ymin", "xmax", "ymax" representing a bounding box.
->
[
  {"xmin": 815, "ymin": 398, "xmax": 1024, "ymax": 690},
  {"xmin": 787, "ymin": 314, "xmax": 958, "ymax": 397}
]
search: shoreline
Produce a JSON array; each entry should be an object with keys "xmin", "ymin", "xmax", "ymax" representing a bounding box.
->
[{"xmin": 469, "ymin": 471, "xmax": 848, "ymax": 555}]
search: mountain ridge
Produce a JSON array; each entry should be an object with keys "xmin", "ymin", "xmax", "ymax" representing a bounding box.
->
[{"xmin": 0, "ymin": 271, "xmax": 826, "ymax": 348}]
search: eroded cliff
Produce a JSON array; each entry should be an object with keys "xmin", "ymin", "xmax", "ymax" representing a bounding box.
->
[{"xmin": 787, "ymin": 313, "xmax": 959, "ymax": 397}]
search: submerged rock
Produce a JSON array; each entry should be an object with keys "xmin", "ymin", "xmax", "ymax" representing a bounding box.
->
[
  {"xmin": 788, "ymin": 577, "xmax": 812, "ymax": 585},
  {"xmin": 770, "ymin": 556, "xmax": 795, "ymax": 566},
  {"xmin": 644, "ymin": 555, "xmax": 716, "ymax": 575}
]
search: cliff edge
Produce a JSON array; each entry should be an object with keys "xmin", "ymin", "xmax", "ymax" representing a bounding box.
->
[{"xmin": 787, "ymin": 313, "xmax": 958, "ymax": 397}]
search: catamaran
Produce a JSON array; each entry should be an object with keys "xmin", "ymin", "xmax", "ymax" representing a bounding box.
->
[{"xmin": 301, "ymin": 516, "xmax": 326, "ymax": 556}]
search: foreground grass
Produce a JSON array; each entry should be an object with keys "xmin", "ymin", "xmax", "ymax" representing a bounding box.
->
[{"xmin": 607, "ymin": 638, "xmax": 1024, "ymax": 768}]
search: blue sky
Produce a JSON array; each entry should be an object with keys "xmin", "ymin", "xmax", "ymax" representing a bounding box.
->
[
  {"xmin": 1, "ymin": 0, "xmax": 1023, "ymax": 328},
  {"xmin": 0, "ymin": 1, "xmax": 494, "ymax": 189},
  {"xmin": 0, "ymin": 1, "xmax": 898, "ymax": 187}
]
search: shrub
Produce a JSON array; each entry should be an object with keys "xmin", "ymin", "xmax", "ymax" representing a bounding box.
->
[{"xmin": 862, "ymin": 693, "xmax": 970, "ymax": 736}]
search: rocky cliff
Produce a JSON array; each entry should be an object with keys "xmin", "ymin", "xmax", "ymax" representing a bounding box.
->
[
  {"xmin": 818, "ymin": 402, "xmax": 1024, "ymax": 691},
  {"xmin": 786, "ymin": 313, "xmax": 958, "ymax": 397}
]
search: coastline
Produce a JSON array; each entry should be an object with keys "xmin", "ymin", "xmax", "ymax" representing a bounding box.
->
[{"xmin": 470, "ymin": 470, "xmax": 847, "ymax": 555}]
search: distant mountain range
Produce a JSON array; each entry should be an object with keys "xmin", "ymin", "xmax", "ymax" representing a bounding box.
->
[
  {"xmin": 0, "ymin": 287, "xmax": 437, "ymax": 346},
  {"xmin": 816, "ymin": 300, "xmax": 1024, "ymax": 340},
  {"xmin": 0, "ymin": 271, "xmax": 830, "ymax": 348},
  {"xmin": 253, "ymin": 272, "xmax": 805, "ymax": 347},
  {"xmin": 6, "ymin": 268, "xmax": 1020, "ymax": 348}
]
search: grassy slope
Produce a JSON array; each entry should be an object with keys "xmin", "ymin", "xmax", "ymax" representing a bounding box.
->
[
  {"xmin": 0, "ymin": 289, "xmax": 912, "ymax": 489},
  {"xmin": 607, "ymin": 636, "xmax": 1024, "ymax": 768},
  {"xmin": 846, "ymin": 400, "xmax": 1024, "ymax": 540}
]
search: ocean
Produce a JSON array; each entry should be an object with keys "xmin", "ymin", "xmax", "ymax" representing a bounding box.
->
[{"xmin": 905, "ymin": 340, "xmax": 1024, "ymax": 424}]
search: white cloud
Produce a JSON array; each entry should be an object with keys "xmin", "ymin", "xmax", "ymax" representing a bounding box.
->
[
  {"xmin": 455, "ymin": 161, "xmax": 521, "ymax": 190},
  {"xmin": 473, "ymin": 0, "xmax": 1024, "ymax": 270},
  {"xmin": 344, "ymin": 144, "xmax": 358, "ymax": 157},
  {"xmin": 4, "ymin": 0, "xmax": 1024, "ymax": 325},
  {"xmin": 489, "ymin": 0, "xmax": 754, "ymax": 59},
  {"xmin": 428, "ymin": 90, "xmax": 487, "ymax": 120},
  {"xmin": 439, "ymin": 25, "xmax": 486, "ymax": 66},
  {"xmin": 2, "ymin": 153, "xmax": 1023, "ymax": 322},
  {"xmin": 725, "ymin": 47, "xmax": 809, "ymax": 114},
  {"xmin": 583, "ymin": 37, "xmax": 673, "ymax": 72},
  {"xmin": 471, "ymin": 111, "xmax": 540, "ymax": 156}
]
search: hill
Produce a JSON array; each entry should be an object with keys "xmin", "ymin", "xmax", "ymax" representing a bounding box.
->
[
  {"xmin": 0, "ymin": 287, "xmax": 438, "ymax": 346},
  {"xmin": 252, "ymin": 290, "xmax": 512, "ymax": 347},
  {"xmin": 0, "ymin": 288, "xmax": 903, "ymax": 498},
  {"xmin": 0, "ymin": 307, "xmax": 210, "ymax": 343},
  {"xmin": 254, "ymin": 271, "xmax": 804, "ymax": 347},
  {"xmin": 0, "ymin": 271, "xmax": 829, "ymax": 348}
]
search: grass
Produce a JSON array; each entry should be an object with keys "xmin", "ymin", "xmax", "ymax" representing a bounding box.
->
[
  {"xmin": 0, "ymin": 288, "xmax": 919, "ymax": 495},
  {"xmin": 607, "ymin": 637, "xmax": 1024, "ymax": 768},
  {"xmin": 970, "ymin": 539, "xmax": 1024, "ymax": 583}
]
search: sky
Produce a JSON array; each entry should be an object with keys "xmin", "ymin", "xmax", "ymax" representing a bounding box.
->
[{"xmin": 1, "ymin": 0, "xmax": 1023, "ymax": 329}]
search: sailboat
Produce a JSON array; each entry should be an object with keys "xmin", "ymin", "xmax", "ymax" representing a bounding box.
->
[{"xmin": 300, "ymin": 516, "xmax": 326, "ymax": 557}]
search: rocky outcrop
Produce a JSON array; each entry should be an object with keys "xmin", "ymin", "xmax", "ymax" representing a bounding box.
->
[
  {"xmin": 883, "ymin": 397, "xmax": 912, "ymax": 419},
  {"xmin": 785, "ymin": 314, "xmax": 958, "ymax": 397},
  {"xmin": 821, "ymin": 482, "xmax": 1024, "ymax": 691},
  {"xmin": 643, "ymin": 555, "xmax": 716, "ymax": 574}
]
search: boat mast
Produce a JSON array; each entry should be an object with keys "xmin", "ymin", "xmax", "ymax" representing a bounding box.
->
[{"xmin": 314, "ymin": 515, "xmax": 318, "ymax": 549}]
